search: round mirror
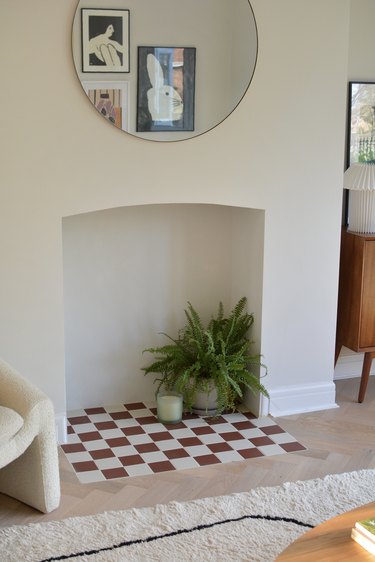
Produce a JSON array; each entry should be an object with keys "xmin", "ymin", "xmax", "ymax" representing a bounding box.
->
[{"xmin": 72, "ymin": 0, "xmax": 258, "ymax": 142}]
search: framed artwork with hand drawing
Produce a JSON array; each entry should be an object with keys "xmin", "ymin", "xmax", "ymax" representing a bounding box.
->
[
  {"xmin": 136, "ymin": 46, "xmax": 196, "ymax": 133},
  {"xmin": 81, "ymin": 9, "xmax": 130, "ymax": 73}
]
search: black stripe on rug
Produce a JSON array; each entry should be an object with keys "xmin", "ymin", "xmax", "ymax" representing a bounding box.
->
[{"xmin": 40, "ymin": 513, "xmax": 314, "ymax": 561}]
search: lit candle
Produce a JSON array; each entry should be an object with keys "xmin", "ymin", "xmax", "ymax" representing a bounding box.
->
[{"xmin": 157, "ymin": 391, "xmax": 183, "ymax": 423}]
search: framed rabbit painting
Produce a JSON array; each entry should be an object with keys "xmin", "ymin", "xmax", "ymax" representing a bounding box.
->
[{"xmin": 136, "ymin": 46, "xmax": 196, "ymax": 132}]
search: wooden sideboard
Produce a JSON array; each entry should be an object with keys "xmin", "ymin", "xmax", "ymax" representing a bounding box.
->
[{"xmin": 335, "ymin": 229, "xmax": 375, "ymax": 402}]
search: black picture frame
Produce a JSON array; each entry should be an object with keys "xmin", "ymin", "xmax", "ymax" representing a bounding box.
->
[
  {"xmin": 81, "ymin": 9, "xmax": 130, "ymax": 73},
  {"xmin": 347, "ymin": 81, "xmax": 375, "ymax": 167},
  {"xmin": 136, "ymin": 46, "xmax": 196, "ymax": 133}
]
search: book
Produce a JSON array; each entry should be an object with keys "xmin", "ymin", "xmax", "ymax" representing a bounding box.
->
[
  {"xmin": 355, "ymin": 517, "xmax": 375, "ymax": 543},
  {"xmin": 351, "ymin": 527, "xmax": 375, "ymax": 556}
]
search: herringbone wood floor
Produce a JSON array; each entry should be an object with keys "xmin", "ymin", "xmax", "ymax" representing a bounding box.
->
[{"xmin": 1, "ymin": 377, "xmax": 375, "ymax": 528}]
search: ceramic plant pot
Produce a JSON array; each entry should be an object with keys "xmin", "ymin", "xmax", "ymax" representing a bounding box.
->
[{"xmin": 191, "ymin": 380, "xmax": 218, "ymax": 416}]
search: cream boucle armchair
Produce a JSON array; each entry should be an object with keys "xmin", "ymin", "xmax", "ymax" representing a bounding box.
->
[{"xmin": 0, "ymin": 358, "xmax": 60, "ymax": 513}]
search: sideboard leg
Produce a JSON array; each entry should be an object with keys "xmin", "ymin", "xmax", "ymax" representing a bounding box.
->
[{"xmin": 358, "ymin": 351, "xmax": 375, "ymax": 403}]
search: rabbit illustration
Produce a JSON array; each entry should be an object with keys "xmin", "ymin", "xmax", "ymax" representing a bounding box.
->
[{"xmin": 146, "ymin": 53, "xmax": 183, "ymax": 122}]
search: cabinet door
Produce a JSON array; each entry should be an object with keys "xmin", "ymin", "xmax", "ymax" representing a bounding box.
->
[{"xmin": 359, "ymin": 240, "xmax": 375, "ymax": 348}]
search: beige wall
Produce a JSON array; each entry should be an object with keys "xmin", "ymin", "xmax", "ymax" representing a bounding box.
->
[{"xmin": 0, "ymin": 1, "xmax": 350, "ymax": 420}]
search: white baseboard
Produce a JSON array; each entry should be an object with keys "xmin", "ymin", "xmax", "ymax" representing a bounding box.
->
[
  {"xmin": 55, "ymin": 412, "xmax": 67, "ymax": 444},
  {"xmin": 268, "ymin": 381, "xmax": 338, "ymax": 417},
  {"xmin": 334, "ymin": 352, "xmax": 375, "ymax": 380}
]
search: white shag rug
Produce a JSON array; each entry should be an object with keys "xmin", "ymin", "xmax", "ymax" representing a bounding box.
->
[{"xmin": 1, "ymin": 468, "xmax": 375, "ymax": 562}]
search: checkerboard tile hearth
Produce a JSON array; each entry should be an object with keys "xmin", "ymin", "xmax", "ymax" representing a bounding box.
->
[{"xmin": 61, "ymin": 403, "xmax": 306, "ymax": 483}]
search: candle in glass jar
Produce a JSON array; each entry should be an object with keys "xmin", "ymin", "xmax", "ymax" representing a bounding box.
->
[{"xmin": 157, "ymin": 391, "xmax": 183, "ymax": 423}]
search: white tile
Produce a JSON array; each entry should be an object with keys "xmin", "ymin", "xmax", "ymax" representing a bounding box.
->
[
  {"xmin": 104, "ymin": 404, "xmax": 126, "ymax": 413},
  {"xmin": 66, "ymin": 434, "xmax": 81, "ymax": 444},
  {"xmin": 115, "ymin": 418, "xmax": 139, "ymax": 428},
  {"xmin": 94, "ymin": 457, "xmax": 123, "ymax": 470},
  {"xmin": 170, "ymin": 457, "xmax": 200, "ymax": 470},
  {"xmin": 156, "ymin": 439, "xmax": 181, "ymax": 451},
  {"xmin": 182, "ymin": 418, "xmax": 207, "ymax": 428},
  {"xmin": 207, "ymin": 423, "xmax": 234, "ymax": 433},
  {"xmin": 87, "ymin": 413, "xmax": 114, "ymax": 422},
  {"xmin": 215, "ymin": 450, "xmax": 244, "ymax": 463},
  {"xmin": 258, "ymin": 444, "xmax": 286, "ymax": 456},
  {"xmin": 65, "ymin": 451, "xmax": 92, "ymax": 462},
  {"xmin": 67, "ymin": 409, "xmax": 86, "ymax": 417},
  {"xmin": 130, "ymin": 408, "xmax": 153, "ymax": 418},
  {"xmin": 238, "ymin": 428, "xmax": 265, "ymax": 439},
  {"xmin": 83, "ymin": 439, "xmax": 108, "ymax": 451},
  {"xmin": 221, "ymin": 413, "xmax": 248, "ymax": 423},
  {"xmin": 142, "ymin": 423, "xmax": 166, "ymax": 433},
  {"xmin": 169, "ymin": 428, "xmax": 195, "ymax": 439},
  {"xmin": 99, "ymin": 428, "xmax": 126, "ymax": 439},
  {"xmin": 252, "ymin": 417, "xmax": 279, "ymax": 428},
  {"xmin": 77, "ymin": 470, "xmax": 106, "ymax": 484},
  {"xmin": 198, "ymin": 433, "xmax": 225, "ymax": 445},
  {"xmin": 269, "ymin": 432, "xmax": 296, "ymax": 445},
  {"xmin": 140, "ymin": 451, "xmax": 168, "ymax": 463},
  {"xmin": 126, "ymin": 434, "xmax": 153, "ymax": 445},
  {"xmin": 73, "ymin": 423, "xmax": 97, "ymax": 433},
  {"xmin": 111, "ymin": 445, "xmax": 138, "ymax": 457},
  {"xmin": 125, "ymin": 464, "xmax": 154, "ymax": 477},
  {"xmin": 229, "ymin": 439, "xmax": 256, "ymax": 451},
  {"xmin": 185, "ymin": 445, "xmax": 212, "ymax": 457}
]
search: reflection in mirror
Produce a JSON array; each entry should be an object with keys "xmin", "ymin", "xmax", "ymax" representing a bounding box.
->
[{"xmin": 72, "ymin": 0, "xmax": 258, "ymax": 142}]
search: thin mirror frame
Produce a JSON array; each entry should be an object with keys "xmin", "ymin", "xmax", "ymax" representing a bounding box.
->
[{"xmin": 71, "ymin": 0, "xmax": 258, "ymax": 142}]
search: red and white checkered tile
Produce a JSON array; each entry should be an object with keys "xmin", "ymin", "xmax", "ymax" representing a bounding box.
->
[{"xmin": 61, "ymin": 402, "xmax": 306, "ymax": 483}]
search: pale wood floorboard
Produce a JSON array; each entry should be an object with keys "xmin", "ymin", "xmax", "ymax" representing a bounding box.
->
[{"xmin": 1, "ymin": 377, "xmax": 375, "ymax": 528}]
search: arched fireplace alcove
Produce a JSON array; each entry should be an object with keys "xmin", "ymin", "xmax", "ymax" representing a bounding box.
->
[{"xmin": 62, "ymin": 203, "xmax": 265, "ymax": 413}]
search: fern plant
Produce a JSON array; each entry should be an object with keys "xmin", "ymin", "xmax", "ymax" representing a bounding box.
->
[{"xmin": 142, "ymin": 297, "xmax": 268, "ymax": 414}]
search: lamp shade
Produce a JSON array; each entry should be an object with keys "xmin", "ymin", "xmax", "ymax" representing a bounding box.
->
[
  {"xmin": 344, "ymin": 162, "xmax": 375, "ymax": 191},
  {"xmin": 344, "ymin": 163, "xmax": 375, "ymax": 233}
]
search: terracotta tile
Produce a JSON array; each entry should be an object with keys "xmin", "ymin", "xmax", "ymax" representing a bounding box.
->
[
  {"xmin": 191, "ymin": 426, "xmax": 215, "ymax": 435},
  {"xmin": 208, "ymin": 442, "xmax": 233, "ymax": 453},
  {"xmin": 67, "ymin": 426, "xmax": 75, "ymax": 434},
  {"xmin": 232, "ymin": 421, "xmax": 256, "ymax": 430},
  {"xmin": 242, "ymin": 412, "xmax": 257, "ymax": 419},
  {"xmin": 78, "ymin": 431, "xmax": 102, "ymax": 442},
  {"xmin": 102, "ymin": 467, "xmax": 128, "ymax": 479},
  {"xmin": 61, "ymin": 443, "xmax": 86, "ymax": 454},
  {"xmin": 134, "ymin": 443, "xmax": 159, "ymax": 453},
  {"xmin": 221, "ymin": 431, "xmax": 244, "ymax": 441},
  {"xmin": 134, "ymin": 416, "xmax": 158, "ymax": 424},
  {"xmin": 123, "ymin": 402, "xmax": 146, "ymax": 410},
  {"xmin": 149, "ymin": 407, "xmax": 158, "ymax": 415},
  {"xmin": 280, "ymin": 442, "xmax": 306, "ymax": 452},
  {"xmin": 181, "ymin": 412, "xmax": 199, "ymax": 420},
  {"xmin": 160, "ymin": 421, "xmax": 186, "ymax": 430},
  {"xmin": 109, "ymin": 411, "xmax": 132, "ymax": 420},
  {"xmin": 89, "ymin": 448, "xmax": 115, "ymax": 460},
  {"xmin": 85, "ymin": 407, "xmax": 106, "ymax": 414},
  {"xmin": 261, "ymin": 425, "xmax": 285, "ymax": 435},
  {"xmin": 72, "ymin": 460, "xmax": 98, "ymax": 472},
  {"xmin": 121, "ymin": 426, "xmax": 145, "ymax": 436},
  {"xmin": 119, "ymin": 454, "xmax": 144, "ymax": 466},
  {"xmin": 178, "ymin": 437, "xmax": 202, "ymax": 447},
  {"xmin": 250, "ymin": 436, "xmax": 274, "ymax": 447},
  {"xmin": 105, "ymin": 436, "xmax": 130, "ymax": 447},
  {"xmin": 68, "ymin": 415, "xmax": 90, "ymax": 425},
  {"xmin": 94, "ymin": 421, "xmax": 118, "ymax": 430},
  {"xmin": 149, "ymin": 431, "xmax": 174, "ymax": 442},
  {"xmin": 239, "ymin": 448, "xmax": 264, "ymax": 459},
  {"xmin": 164, "ymin": 448, "xmax": 190, "ymax": 460},
  {"xmin": 205, "ymin": 416, "xmax": 227, "ymax": 425},
  {"xmin": 149, "ymin": 461, "xmax": 175, "ymax": 473},
  {"xmin": 195, "ymin": 454, "xmax": 220, "ymax": 466}
]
